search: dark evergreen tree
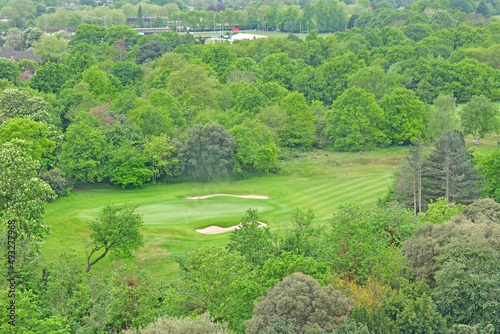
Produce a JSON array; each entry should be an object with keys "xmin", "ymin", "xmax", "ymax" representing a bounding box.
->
[
  {"xmin": 423, "ymin": 130, "xmax": 483, "ymax": 204},
  {"xmin": 137, "ymin": 5, "xmax": 145, "ymax": 28},
  {"xmin": 476, "ymin": 0, "xmax": 490, "ymax": 17}
]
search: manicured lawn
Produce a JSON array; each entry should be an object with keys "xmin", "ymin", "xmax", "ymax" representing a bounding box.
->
[
  {"xmin": 40, "ymin": 140, "xmax": 496, "ymax": 281},
  {"xmin": 41, "ymin": 148, "xmax": 400, "ymax": 281}
]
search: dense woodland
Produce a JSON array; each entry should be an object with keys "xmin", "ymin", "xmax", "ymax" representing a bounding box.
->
[{"xmin": 1, "ymin": 0, "xmax": 500, "ymax": 332}]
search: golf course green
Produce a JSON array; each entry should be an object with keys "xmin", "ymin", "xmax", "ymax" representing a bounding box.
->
[{"xmin": 40, "ymin": 137, "xmax": 497, "ymax": 280}]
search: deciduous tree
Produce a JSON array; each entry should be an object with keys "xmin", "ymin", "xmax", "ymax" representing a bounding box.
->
[
  {"xmin": 0, "ymin": 139, "xmax": 55, "ymax": 244},
  {"xmin": 143, "ymin": 134, "xmax": 177, "ymax": 183},
  {"xmin": 460, "ymin": 95, "xmax": 499, "ymax": 145},
  {"xmin": 428, "ymin": 94, "xmax": 458, "ymax": 140},
  {"xmin": 86, "ymin": 204, "xmax": 144, "ymax": 272},
  {"xmin": 324, "ymin": 88, "xmax": 387, "ymax": 151},
  {"xmin": 60, "ymin": 112, "xmax": 107, "ymax": 183},
  {"xmin": 246, "ymin": 272, "xmax": 352, "ymax": 333},
  {"xmin": 178, "ymin": 124, "xmax": 235, "ymax": 182}
]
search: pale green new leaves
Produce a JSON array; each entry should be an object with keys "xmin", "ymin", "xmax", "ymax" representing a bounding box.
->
[{"xmin": 0, "ymin": 139, "xmax": 55, "ymax": 243}]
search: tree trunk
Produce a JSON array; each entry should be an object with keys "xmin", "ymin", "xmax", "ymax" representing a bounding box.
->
[
  {"xmin": 86, "ymin": 247, "xmax": 109, "ymax": 273},
  {"xmin": 413, "ymin": 175, "xmax": 417, "ymax": 216},
  {"xmin": 445, "ymin": 165, "xmax": 450, "ymax": 203},
  {"xmin": 418, "ymin": 164, "xmax": 422, "ymax": 214}
]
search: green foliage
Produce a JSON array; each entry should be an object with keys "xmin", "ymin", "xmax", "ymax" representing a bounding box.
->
[
  {"xmin": 178, "ymin": 124, "xmax": 235, "ymax": 182},
  {"xmin": 71, "ymin": 24, "xmax": 107, "ymax": 45},
  {"xmin": 203, "ymin": 44, "xmax": 237, "ymax": 78},
  {"xmin": 0, "ymin": 89, "xmax": 50, "ymax": 124},
  {"xmin": 279, "ymin": 92, "xmax": 317, "ymax": 148},
  {"xmin": 0, "ymin": 118, "xmax": 55, "ymax": 160},
  {"xmin": 280, "ymin": 208, "xmax": 316, "ymax": 256},
  {"xmin": 258, "ymin": 253, "xmax": 330, "ymax": 289},
  {"xmin": 449, "ymin": 324, "xmax": 496, "ymax": 334},
  {"xmin": 480, "ymin": 148, "xmax": 500, "ymax": 202},
  {"xmin": 111, "ymin": 61, "xmax": 144, "ymax": 87},
  {"xmin": 347, "ymin": 66, "xmax": 403, "ymax": 100},
  {"xmin": 166, "ymin": 63, "xmax": 220, "ymax": 108},
  {"xmin": 382, "ymin": 280, "xmax": 445, "ymax": 334},
  {"xmin": 259, "ymin": 53, "xmax": 298, "ymax": 90},
  {"xmin": 0, "ymin": 58, "xmax": 20, "ymax": 85},
  {"xmin": 40, "ymin": 168, "xmax": 71, "ymax": 197},
  {"xmin": 246, "ymin": 272, "xmax": 353, "ymax": 334},
  {"xmin": 434, "ymin": 236, "xmax": 500, "ymax": 329},
  {"xmin": 0, "ymin": 139, "xmax": 55, "ymax": 244},
  {"xmin": 0, "ymin": 289, "xmax": 70, "ymax": 333},
  {"xmin": 380, "ymin": 88, "xmax": 428, "ymax": 145},
  {"xmin": 124, "ymin": 313, "xmax": 232, "ymax": 334},
  {"xmin": 30, "ymin": 62, "xmax": 69, "ymax": 94},
  {"xmin": 82, "ymin": 65, "xmax": 114, "ymax": 97},
  {"xmin": 227, "ymin": 208, "xmax": 276, "ymax": 267},
  {"xmin": 230, "ymin": 120, "xmax": 279, "ymax": 175},
  {"xmin": 402, "ymin": 198, "xmax": 500, "ymax": 286},
  {"xmin": 418, "ymin": 197, "xmax": 466, "ymax": 224},
  {"xmin": 86, "ymin": 204, "xmax": 144, "ymax": 272},
  {"xmin": 37, "ymin": 254, "xmax": 162, "ymax": 333},
  {"xmin": 319, "ymin": 53, "xmax": 365, "ymax": 104},
  {"xmin": 168, "ymin": 246, "xmax": 260, "ymax": 333},
  {"xmin": 129, "ymin": 104, "xmax": 174, "ymax": 137},
  {"xmin": 428, "ymin": 94, "xmax": 459, "ymax": 140},
  {"xmin": 33, "ymin": 34, "xmax": 68, "ymax": 63},
  {"xmin": 423, "ymin": 130, "xmax": 483, "ymax": 204},
  {"xmin": 324, "ymin": 87, "xmax": 387, "ymax": 151},
  {"xmin": 460, "ymin": 95, "xmax": 500, "ymax": 145},
  {"xmin": 325, "ymin": 203, "xmax": 416, "ymax": 283},
  {"xmin": 143, "ymin": 134, "xmax": 177, "ymax": 183},
  {"xmin": 106, "ymin": 143, "xmax": 152, "ymax": 187},
  {"xmin": 60, "ymin": 112, "xmax": 107, "ymax": 182}
]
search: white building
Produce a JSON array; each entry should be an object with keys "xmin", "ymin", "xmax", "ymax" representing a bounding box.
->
[{"xmin": 227, "ymin": 33, "xmax": 267, "ymax": 44}]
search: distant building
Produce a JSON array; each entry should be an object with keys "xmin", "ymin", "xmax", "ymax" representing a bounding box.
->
[
  {"xmin": 126, "ymin": 17, "xmax": 155, "ymax": 25},
  {"xmin": 228, "ymin": 33, "xmax": 267, "ymax": 44},
  {"xmin": 0, "ymin": 47, "xmax": 41, "ymax": 62},
  {"xmin": 44, "ymin": 28, "xmax": 76, "ymax": 35}
]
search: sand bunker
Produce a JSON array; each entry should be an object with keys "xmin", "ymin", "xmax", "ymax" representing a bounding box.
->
[
  {"xmin": 196, "ymin": 222, "xmax": 267, "ymax": 234},
  {"xmin": 186, "ymin": 194, "xmax": 269, "ymax": 200}
]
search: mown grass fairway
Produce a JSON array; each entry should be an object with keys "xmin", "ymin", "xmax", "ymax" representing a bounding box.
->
[{"xmin": 40, "ymin": 140, "xmax": 497, "ymax": 281}]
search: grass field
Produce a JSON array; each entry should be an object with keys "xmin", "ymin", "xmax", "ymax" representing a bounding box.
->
[
  {"xmin": 40, "ymin": 138, "xmax": 498, "ymax": 281},
  {"xmin": 41, "ymin": 148, "xmax": 401, "ymax": 281}
]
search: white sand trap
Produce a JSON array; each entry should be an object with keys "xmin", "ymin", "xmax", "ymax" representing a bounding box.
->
[
  {"xmin": 196, "ymin": 222, "xmax": 267, "ymax": 234},
  {"xmin": 186, "ymin": 194, "xmax": 269, "ymax": 200}
]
